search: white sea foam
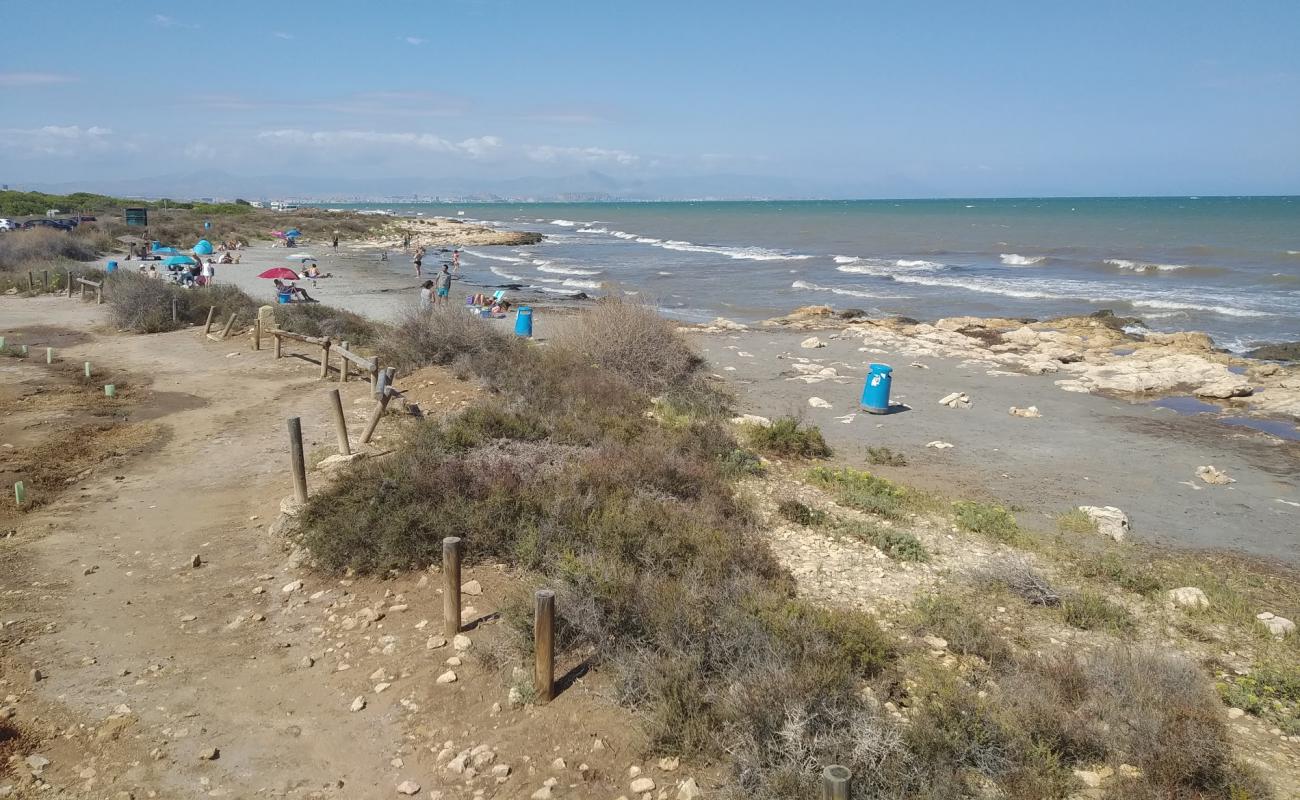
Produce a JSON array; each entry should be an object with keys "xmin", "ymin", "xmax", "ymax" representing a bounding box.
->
[
  {"xmin": 1000, "ymin": 254, "xmax": 1045, "ymax": 266},
  {"xmin": 792, "ymin": 280, "xmax": 901, "ymax": 300},
  {"xmin": 465, "ymin": 249, "xmax": 527, "ymax": 263},
  {"xmin": 1104, "ymin": 259, "xmax": 1188, "ymax": 272},
  {"xmin": 835, "ymin": 258, "xmax": 942, "ymax": 275},
  {"xmin": 577, "ymin": 227, "xmax": 608, "ymax": 234},
  {"xmin": 550, "ymin": 219, "xmax": 578, "ymax": 227},
  {"xmin": 833, "ymin": 255, "xmax": 860, "ymax": 264},
  {"xmin": 562, "ymin": 278, "xmax": 602, "ymax": 290},
  {"xmin": 635, "ymin": 237, "xmax": 662, "ymax": 244},
  {"xmin": 1130, "ymin": 299, "xmax": 1272, "ymax": 318},
  {"xmin": 610, "ymin": 230, "xmax": 638, "ymax": 240},
  {"xmin": 656, "ymin": 239, "xmax": 813, "ymax": 261},
  {"xmin": 536, "ymin": 263, "xmax": 602, "ymax": 276},
  {"xmin": 489, "ymin": 265, "xmax": 526, "ymax": 283}
]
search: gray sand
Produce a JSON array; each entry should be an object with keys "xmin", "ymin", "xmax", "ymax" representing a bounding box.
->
[{"xmin": 692, "ymin": 328, "xmax": 1300, "ymax": 565}]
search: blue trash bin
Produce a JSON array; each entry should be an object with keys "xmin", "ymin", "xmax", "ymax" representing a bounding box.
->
[
  {"xmin": 105, "ymin": 260, "xmax": 118, "ymax": 273},
  {"xmin": 514, "ymin": 306, "xmax": 533, "ymax": 337},
  {"xmin": 861, "ymin": 363, "xmax": 893, "ymax": 414},
  {"xmin": 277, "ymin": 292, "xmax": 292, "ymax": 304}
]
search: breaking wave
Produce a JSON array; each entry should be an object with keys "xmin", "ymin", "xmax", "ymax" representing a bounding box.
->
[
  {"xmin": 1000, "ymin": 254, "xmax": 1045, "ymax": 266},
  {"xmin": 1104, "ymin": 259, "xmax": 1188, "ymax": 272}
]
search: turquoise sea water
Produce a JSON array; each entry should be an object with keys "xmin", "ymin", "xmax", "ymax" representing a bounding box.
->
[{"xmin": 338, "ymin": 197, "xmax": 1300, "ymax": 350}]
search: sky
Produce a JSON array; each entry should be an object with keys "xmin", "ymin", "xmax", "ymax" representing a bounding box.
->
[{"xmin": 2, "ymin": 0, "xmax": 1299, "ymax": 198}]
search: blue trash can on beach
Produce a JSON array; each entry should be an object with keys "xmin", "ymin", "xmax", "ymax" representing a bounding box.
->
[
  {"xmin": 514, "ymin": 306, "xmax": 533, "ymax": 337},
  {"xmin": 105, "ymin": 260, "xmax": 118, "ymax": 273},
  {"xmin": 861, "ymin": 363, "xmax": 893, "ymax": 414}
]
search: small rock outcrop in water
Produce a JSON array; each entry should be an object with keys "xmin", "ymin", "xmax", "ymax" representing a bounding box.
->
[{"xmin": 1247, "ymin": 341, "xmax": 1300, "ymax": 361}]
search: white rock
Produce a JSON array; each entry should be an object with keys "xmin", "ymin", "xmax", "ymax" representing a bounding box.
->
[
  {"xmin": 800, "ymin": 336, "xmax": 826, "ymax": 349},
  {"xmin": 281, "ymin": 579, "xmax": 304, "ymax": 594},
  {"xmin": 436, "ymin": 670, "xmax": 458, "ymax": 684},
  {"xmin": 1008, "ymin": 405, "xmax": 1042, "ymax": 418},
  {"xmin": 677, "ymin": 777, "xmax": 703, "ymax": 800},
  {"xmin": 630, "ymin": 777, "xmax": 656, "ymax": 793},
  {"xmin": 396, "ymin": 781, "xmax": 421, "ymax": 795},
  {"xmin": 1167, "ymin": 587, "xmax": 1210, "ymax": 609},
  {"xmin": 462, "ymin": 579, "xmax": 483, "ymax": 596},
  {"xmin": 925, "ymin": 441, "xmax": 954, "ymax": 449},
  {"xmin": 658, "ymin": 757, "xmax": 680, "ymax": 772},
  {"xmin": 24, "ymin": 755, "xmax": 49, "ymax": 772},
  {"xmin": 1193, "ymin": 380, "xmax": 1253, "ymax": 399},
  {"xmin": 807, "ymin": 397, "xmax": 832, "ymax": 409},
  {"xmin": 730, "ymin": 414, "xmax": 772, "ymax": 428},
  {"xmin": 530, "ymin": 787, "xmax": 553, "ymax": 800},
  {"xmin": 453, "ymin": 634, "xmax": 472, "ymax": 651},
  {"xmin": 508, "ymin": 686, "xmax": 524, "ymax": 708},
  {"xmin": 550, "ymin": 757, "xmax": 567, "ymax": 770},
  {"xmin": 349, "ymin": 695, "xmax": 366, "ymax": 712},
  {"xmin": 426, "ymin": 635, "xmax": 448, "ymax": 649},
  {"xmin": 1196, "ymin": 465, "xmax": 1235, "ymax": 485},
  {"xmin": 1072, "ymin": 769, "xmax": 1102, "ymax": 789},
  {"xmin": 937, "ymin": 391, "xmax": 971, "ymax": 408},
  {"xmin": 1257, "ymin": 613, "xmax": 1296, "ymax": 637},
  {"xmin": 1077, "ymin": 506, "xmax": 1130, "ymax": 542}
]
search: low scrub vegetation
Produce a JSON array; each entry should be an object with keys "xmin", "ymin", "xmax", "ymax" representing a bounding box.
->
[
  {"xmin": 1217, "ymin": 661, "xmax": 1300, "ymax": 735},
  {"xmin": 744, "ymin": 417, "xmax": 831, "ymax": 459},
  {"xmin": 838, "ymin": 520, "xmax": 929, "ymax": 562},
  {"xmin": 1056, "ymin": 508, "xmax": 1099, "ymax": 535},
  {"xmin": 776, "ymin": 498, "xmax": 827, "ymax": 527},
  {"xmin": 954, "ymin": 500, "xmax": 1022, "ymax": 543},
  {"xmin": 866, "ymin": 446, "xmax": 907, "ymax": 466},
  {"xmin": 1059, "ymin": 589, "xmax": 1136, "ymax": 633},
  {"xmin": 807, "ymin": 465, "xmax": 921, "ymax": 520}
]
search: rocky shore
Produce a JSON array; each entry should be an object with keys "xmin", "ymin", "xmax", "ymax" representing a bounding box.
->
[
  {"xmin": 712, "ymin": 305, "xmax": 1300, "ymax": 422},
  {"xmin": 363, "ymin": 216, "xmax": 543, "ymax": 251}
]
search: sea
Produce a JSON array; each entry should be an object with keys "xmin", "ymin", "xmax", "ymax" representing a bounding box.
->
[{"xmin": 337, "ymin": 197, "xmax": 1300, "ymax": 351}]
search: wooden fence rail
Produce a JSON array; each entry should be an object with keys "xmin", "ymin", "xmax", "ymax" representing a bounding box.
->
[{"xmin": 75, "ymin": 278, "xmax": 104, "ymax": 305}]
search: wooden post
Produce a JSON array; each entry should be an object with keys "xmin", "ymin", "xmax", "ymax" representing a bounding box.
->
[
  {"xmin": 220, "ymin": 312, "xmax": 239, "ymax": 340},
  {"xmin": 287, "ymin": 416, "xmax": 308, "ymax": 504},
  {"xmin": 84, "ymin": 361, "xmax": 91, "ymax": 378},
  {"xmin": 252, "ymin": 317, "xmax": 261, "ymax": 351},
  {"xmin": 319, "ymin": 339, "xmax": 331, "ymax": 379},
  {"xmin": 371, "ymin": 356, "xmax": 381, "ymax": 391},
  {"xmin": 338, "ymin": 341, "xmax": 349, "ymax": 383},
  {"xmin": 66, "ymin": 270, "xmax": 74, "ymax": 297},
  {"xmin": 42, "ymin": 270, "xmax": 50, "ymax": 291},
  {"xmin": 171, "ymin": 297, "xmax": 178, "ymax": 323},
  {"xmin": 534, "ymin": 589, "xmax": 556, "ymax": 704},
  {"xmin": 45, "ymin": 348, "xmax": 52, "ymax": 364},
  {"xmin": 80, "ymin": 281, "xmax": 87, "ymax": 299},
  {"xmin": 13, "ymin": 481, "xmax": 25, "ymax": 507},
  {"xmin": 822, "ymin": 765, "xmax": 852, "ymax": 800},
  {"xmin": 202, "ymin": 306, "xmax": 216, "ymax": 335},
  {"xmin": 442, "ymin": 537, "xmax": 462, "ymax": 639},
  {"xmin": 96, "ymin": 285, "xmax": 103, "ymax": 305},
  {"xmin": 328, "ymin": 389, "xmax": 351, "ymax": 456},
  {"xmin": 273, "ymin": 332, "xmax": 283, "ymax": 359},
  {"xmin": 359, "ymin": 388, "xmax": 393, "ymax": 444},
  {"xmin": 28, "ymin": 271, "xmax": 34, "ymax": 290}
]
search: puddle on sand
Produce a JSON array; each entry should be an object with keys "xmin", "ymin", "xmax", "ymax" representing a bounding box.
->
[
  {"xmin": 1149, "ymin": 395, "xmax": 1219, "ymax": 415},
  {"xmin": 1112, "ymin": 347, "xmax": 1136, "ymax": 356},
  {"xmin": 1221, "ymin": 417, "xmax": 1300, "ymax": 442},
  {"xmin": 1228, "ymin": 365, "xmax": 1248, "ymax": 375}
]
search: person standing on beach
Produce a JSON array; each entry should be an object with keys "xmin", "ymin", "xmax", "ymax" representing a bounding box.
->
[
  {"xmin": 413, "ymin": 246, "xmax": 425, "ymax": 277},
  {"xmin": 402, "ymin": 231, "xmax": 411, "ymax": 251},
  {"xmin": 332, "ymin": 230, "xmax": 339, "ymax": 248},
  {"xmin": 435, "ymin": 264, "xmax": 452, "ymax": 305},
  {"xmin": 451, "ymin": 249, "xmax": 460, "ymax": 273},
  {"xmin": 419, "ymin": 280, "xmax": 434, "ymax": 312}
]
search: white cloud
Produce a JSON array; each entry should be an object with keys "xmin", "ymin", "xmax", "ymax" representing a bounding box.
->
[
  {"xmin": 273, "ymin": 31, "xmax": 294, "ymax": 40},
  {"xmin": 0, "ymin": 125, "xmax": 115, "ymax": 156},
  {"xmin": 0, "ymin": 72, "xmax": 77, "ymax": 88},
  {"xmin": 256, "ymin": 129, "xmax": 502, "ymax": 159},
  {"xmin": 527, "ymin": 145, "xmax": 640, "ymax": 166},
  {"xmin": 152, "ymin": 14, "xmax": 199, "ymax": 29},
  {"xmin": 404, "ymin": 36, "xmax": 427, "ymax": 45}
]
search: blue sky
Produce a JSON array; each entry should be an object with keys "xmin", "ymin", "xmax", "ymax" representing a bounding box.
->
[{"xmin": 2, "ymin": 0, "xmax": 1298, "ymax": 197}]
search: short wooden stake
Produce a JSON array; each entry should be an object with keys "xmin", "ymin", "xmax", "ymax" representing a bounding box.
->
[
  {"xmin": 371, "ymin": 357, "xmax": 381, "ymax": 391},
  {"xmin": 273, "ymin": 333, "xmax": 283, "ymax": 359},
  {"xmin": 202, "ymin": 306, "xmax": 216, "ymax": 335},
  {"xmin": 319, "ymin": 339, "xmax": 331, "ymax": 379},
  {"xmin": 43, "ymin": 270, "xmax": 50, "ymax": 290},
  {"xmin": 171, "ymin": 297, "xmax": 179, "ymax": 323},
  {"xmin": 14, "ymin": 481, "xmax": 25, "ymax": 507},
  {"xmin": 328, "ymin": 389, "xmax": 351, "ymax": 455},
  {"xmin": 20, "ymin": 345, "xmax": 27, "ymax": 356},
  {"xmin": 287, "ymin": 416, "xmax": 308, "ymax": 504},
  {"xmin": 534, "ymin": 589, "xmax": 556, "ymax": 704},
  {"xmin": 338, "ymin": 341, "xmax": 349, "ymax": 383},
  {"xmin": 66, "ymin": 270, "xmax": 74, "ymax": 297},
  {"xmin": 45, "ymin": 347, "xmax": 52, "ymax": 364},
  {"xmin": 822, "ymin": 765, "xmax": 852, "ymax": 800},
  {"xmin": 104, "ymin": 384, "xmax": 116, "ymax": 397},
  {"xmin": 0, "ymin": 336, "xmax": 5, "ymax": 349},
  {"xmin": 442, "ymin": 537, "xmax": 462, "ymax": 639},
  {"xmin": 252, "ymin": 317, "xmax": 261, "ymax": 351},
  {"xmin": 220, "ymin": 312, "xmax": 239, "ymax": 340},
  {"xmin": 84, "ymin": 361, "xmax": 91, "ymax": 378},
  {"xmin": 96, "ymin": 286, "xmax": 103, "ymax": 305},
  {"xmin": 28, "ymin": 270, "xmax": 34, "ymax": 290}
]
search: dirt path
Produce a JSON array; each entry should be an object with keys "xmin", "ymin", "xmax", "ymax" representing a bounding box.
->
[{"xmin": 0, "ymin": 297, "xmax": 664, "ymax": 800}]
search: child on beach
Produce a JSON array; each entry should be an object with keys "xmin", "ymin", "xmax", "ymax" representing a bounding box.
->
[{"xmin": 419, "ymin": 280, "xmax": 434, "ymax": 312}]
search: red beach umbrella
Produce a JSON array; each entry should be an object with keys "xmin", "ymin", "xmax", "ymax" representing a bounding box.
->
[{"xmin": 258, "ymin": 267, "xmax": 301, "ymax": 280}]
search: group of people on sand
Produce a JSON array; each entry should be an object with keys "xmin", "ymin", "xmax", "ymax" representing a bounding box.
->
[{"xmin": 411, "ymin": 246, "xmax": 460, "ymax": 277}]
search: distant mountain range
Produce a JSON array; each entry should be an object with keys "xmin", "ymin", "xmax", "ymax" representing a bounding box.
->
[{"xmin": 27, "ymin": 169, "xmax": 918, "ymax": 203}]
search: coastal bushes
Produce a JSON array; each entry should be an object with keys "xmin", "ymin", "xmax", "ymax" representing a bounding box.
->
[
  {"xmin": 954, "ymin": 500, "xmax": 1022, "ymax": 543},
  {"xmin": 745, "ymin": 417, "xmax": 832, "ymax": 458},
  {"xmin": 0, "ymin": 227, "xmax": 98, "ymax": 269},
  {"xmin": 552, "ymin": 298, "xmax": 703, "ymax": 395}
]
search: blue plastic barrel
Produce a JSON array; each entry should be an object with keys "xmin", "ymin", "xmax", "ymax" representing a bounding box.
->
[
  {"xmin": 105, "ymin": 260, "xmax": 118, "ymax": 273},
  {"xmin": 514, "ymin": 306, "xmax": 533, "ymax": 337},
  {"xmin": 277, "ymin": 292, "xmax": 292, "ymax": 304},
  {"xmin": 861, "ymin": 363, "xmax": 893, "ymax": 414}
]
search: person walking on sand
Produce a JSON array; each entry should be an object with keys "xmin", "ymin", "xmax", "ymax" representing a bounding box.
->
[
  {"xmin": 419, "ymin": 280, "xmax": 434, "ymax": 312},
  {"xmin": 435, "ymin": 264, "xmax": 452, "ymax": 305},
  {"xmin": 451, "ymin": 249, "xmax": 461, "ymax": 273},
  {"xmin": 332, "ymin": 230, "xmax": 339, "ymax": 248},
  {"xmin": 413, "ymin": 246, "xmax": 426, "ymax": 277}
]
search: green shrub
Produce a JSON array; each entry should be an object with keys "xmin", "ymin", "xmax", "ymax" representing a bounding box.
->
[
  {"xmin": 0, "ymin": 227, "xmax": 98, "ymax": 269},
  {"xmin": 954, "ymin": 501, "xmax": 1022, "ymax": 543},
  {"xmin": 808, "ymin": 466, "xmax": 909, "ymax": 519},
  {"xmin": 1075, "ymin": 551, "xmax": 1163, "ymax": 596},
  {"xmin": 1056, "ymin": 508, "xmax": 1098, "ymax": 535},
  {"xmin": 1059, "ymin": 590, "xmax": 1135, "ymax": 633},
  {"xmin": 839, "ymin": 520, "xmax": 928, "ymax": 562},
  {"xmin": 866, "ymin": 446, "xmax": 907, "ymax": 466},
  {"xmin": 105, "ymin": 272, "xmax": 261, "ymax": 333},
  {"xmin": 278, "ymin": 303, "xmax": 384, "ymax": 346},
  {"xmin": 1217, "ymin": 661, "xmax": 1300, "ymax": 735},
  {"xmin": 718, "ymin": 447, "xmax": 764, "ymax": 479},
  {"xmin": 913, "ymin": 595, "xmax": 1015, "ymax": 667},
  {"xmin": 776, "ymin": 499, "xmax": 826, "ymax": 527},
  {"xmin": 745, "ymin": 417, "xmax": 831, "ymax": 459}
]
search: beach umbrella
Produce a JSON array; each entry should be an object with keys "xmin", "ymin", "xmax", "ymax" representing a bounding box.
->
[
  {"xmin": 258, "ymin": 267, "xmax": 301, "ymax": 280},
  {"xmin": 163, "ymin": 255, "xmax": 197, "ymax": 267},
  {"xmin": 285, "ymin": 253, "xmax": 317, "ymax": 261}
]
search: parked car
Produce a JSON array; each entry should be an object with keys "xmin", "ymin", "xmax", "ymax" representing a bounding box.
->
[{"xmin": 0, "ymin": 218, "xmax": 17, "ymax": 231}]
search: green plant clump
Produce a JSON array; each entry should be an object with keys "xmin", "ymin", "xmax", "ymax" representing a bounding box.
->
[
  {"xmin": 746, "ymin": 417, "xmax": 832, "ymax": 459},
  {"xmin": 954, "ymin": 500, "xmax": 1022, "ymax": 544}
]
